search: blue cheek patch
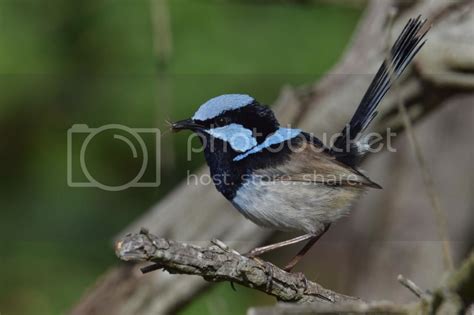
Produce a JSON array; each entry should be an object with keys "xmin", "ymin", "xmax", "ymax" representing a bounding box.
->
[
  {"xmin": 206, "ymin": 124, "xmax": 258, "ymax": 152},
  {"xmin": 192, "ymin": 94, "xmax": 254, "ymax": 121},
  {"xmin": 233, "ymin": 128, "xmax": 301, "ymax": 161}
]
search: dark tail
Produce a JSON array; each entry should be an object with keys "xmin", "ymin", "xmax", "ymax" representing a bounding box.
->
[{"xmin": 332, "ymin": 16, "xmax": 429, "ymax": 167}]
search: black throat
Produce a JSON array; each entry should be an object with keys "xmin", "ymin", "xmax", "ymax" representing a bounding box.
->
[
  {"xmin": 195, "ymin": 101, "xmax": 291, "ymax": 200},
  {"xmin": 201, "ymin": 134, "xmax": 249, "ymax": 200},
  {"xmin": 200, "ymin": 132, "xmax": 297, "ymax": 200}
]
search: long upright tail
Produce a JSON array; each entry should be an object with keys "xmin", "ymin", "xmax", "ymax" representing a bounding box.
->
[{"xmin": 332, "ymin": 16, "xmax": 429, "ymax": 167}]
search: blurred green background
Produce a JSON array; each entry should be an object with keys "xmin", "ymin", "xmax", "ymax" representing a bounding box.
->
[{"xmin": 0, "ymin": 0, "xmax": 362, "ymax": 314}]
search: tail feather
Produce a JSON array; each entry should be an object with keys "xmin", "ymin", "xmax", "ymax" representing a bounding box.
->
[{"xmin": 332, "ymin": 16, "xmax": 429, "ymax": 167}]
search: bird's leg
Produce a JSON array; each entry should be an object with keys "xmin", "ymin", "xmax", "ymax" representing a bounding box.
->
[
  {"xmin": 245, "ymin": 233, "xmax": 314, "ymax": 257},
  {"xmin": 283, "ymin": 224, "xmax": 331, "ymax": 272}
]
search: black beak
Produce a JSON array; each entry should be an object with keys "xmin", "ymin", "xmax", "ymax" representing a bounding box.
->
[{"xmin": 171, "ymin": 118, "xmax": 203, "ymax": 132}]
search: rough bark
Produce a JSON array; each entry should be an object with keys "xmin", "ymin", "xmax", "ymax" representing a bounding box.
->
[
  {"xmin": 115, "ymin": 232, "xmax": 473, "ymax": 315},
  {"xmin": 115, "ymin": 230, "xmax": 359, "ymax": 304}
]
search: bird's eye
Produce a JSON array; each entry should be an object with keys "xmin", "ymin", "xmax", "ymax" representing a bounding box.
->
[{"xmin": 216, "ymin": 117, "xmax": 229, "ymax": 126}]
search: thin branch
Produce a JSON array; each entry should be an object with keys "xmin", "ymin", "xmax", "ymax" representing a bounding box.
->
[
  {"xmin": 397, "ymin": 274, "xmax": 425, "ymax": 299},
  {"xmin": 248, "ymin": 301, "xmax": 417, "ymax": 315},
  {"xmin": 384, "ymin": 10, "xmax": 454, "ymax": 271},
  {"xmin": 150, "ymin": 0, "xmax": 173, "ymax": 67},
  {"xmin": 249, "ymin": 252, "xmax": 474, "ymax": 315},
  {"xmin": 115, "ymin": 229, "xmax": 359, "ymax": 304}
]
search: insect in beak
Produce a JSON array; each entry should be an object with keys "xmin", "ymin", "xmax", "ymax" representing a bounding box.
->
[{"xmin": 171, "ymin": 118, "xmax": 203, "ymax": 132}]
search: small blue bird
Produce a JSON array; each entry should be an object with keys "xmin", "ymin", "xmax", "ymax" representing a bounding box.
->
[{"xmin": 172, "ymin": 17, "xmax": 428, "ymax": 271}]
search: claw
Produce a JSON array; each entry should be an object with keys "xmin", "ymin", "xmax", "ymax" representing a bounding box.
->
[{"xmin": 249, "ymin": 257, "xmax": 274, "ymax": 292}]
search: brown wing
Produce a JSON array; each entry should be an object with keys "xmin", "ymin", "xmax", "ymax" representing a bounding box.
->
[{"xmin": 254, "ymin": 137, "xmax": 381, "ymax": 189}]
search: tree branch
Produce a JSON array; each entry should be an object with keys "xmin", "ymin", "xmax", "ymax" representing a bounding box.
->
[
  {"xmin": 248, "ymin": 301, "xmax": 418, "ymax": 315},
  {"xmin": 115, "ymin": 229, "xmax": 359, "ymax": 304},
  {"xmin": 249, "ymin": 251, "xmax": 474, "ymax": 315},
  {"xmin": 116, "ymin": 231, "xmax": 474, "ymax": 315}
]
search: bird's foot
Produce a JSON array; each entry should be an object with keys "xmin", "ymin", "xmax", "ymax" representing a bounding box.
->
[
  {"xmin": 249, "ymin": 256, "xmax": 274, "ymax": 292},
  {"xmin": 294, "ymin": 271, "xmax": 309, "ymax": 292}
]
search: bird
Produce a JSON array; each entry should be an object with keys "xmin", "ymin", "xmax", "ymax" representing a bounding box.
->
[{"xmin": 171, "ymin": 17, "xmax": 429, "ymax": 272}]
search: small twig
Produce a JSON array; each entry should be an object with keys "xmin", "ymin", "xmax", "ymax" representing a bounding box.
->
[
  {"xmin": 397, "ymin": 274, "xmax": 425, "ymax": 299},
  {"xmin": 141, "ymin": 263, "xmax": 163, "ymax": 274},
  {"xmin": 250, "ymin": 252, "xmax": 474, "ymax": 315},
  {"xmin": 149, "ymin": 0, "xmax": 173, "ymax": 66},
  {"xmin": 115, "ymin": 230, "xmax": 359, "ymax": 304},
  {"xmin": 211, "ymin": 238, "xmax": 241, "ymax": 256},
  {"xmin": 384, "ymin": 10, "xmax": 454, "ymax": 271},
  {"xmin": 249, "ymin": 301, "xmax": 417, "ymax": 315}
]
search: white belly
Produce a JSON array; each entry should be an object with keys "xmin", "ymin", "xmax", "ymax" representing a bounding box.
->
[{"xmin": 232, "ymin": 177, "xmax": 364, "ymax": 233}]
